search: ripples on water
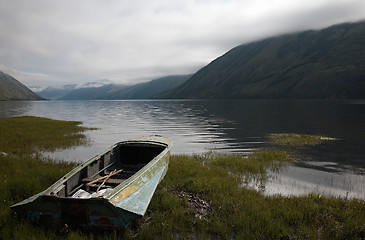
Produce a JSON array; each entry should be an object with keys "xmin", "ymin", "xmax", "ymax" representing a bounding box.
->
[
  {"xmin": 1, "ymin": 99, "xmax": 365, "ymax": 200},
  {"xmin": 0, "ymin": 100, "xmax": 267, "ymax": 159}
]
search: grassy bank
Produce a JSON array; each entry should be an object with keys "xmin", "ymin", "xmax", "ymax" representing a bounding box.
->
[
  {"xmin": 0, "ymin": 116, "xmax": 95, "ymax": 155},
  {"xmin": 140, "ymin": 153, "xmax": 365, "ymax": 239},
  {"xmin": 0, "ymin": 116, "xmax": 92, "ymax": 239},
  {"xmin": 0, "ymin": 117, "xmax": 364, "ymax": 239}
]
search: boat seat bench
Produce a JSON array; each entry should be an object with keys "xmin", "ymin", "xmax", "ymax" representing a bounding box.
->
[{"xmin": 81, "ymin": 177, "xmax": 125, "ymax": 185}]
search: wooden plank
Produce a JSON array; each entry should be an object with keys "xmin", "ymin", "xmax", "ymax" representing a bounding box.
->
[
  {"xmin": 85, "ymin": 169, "xmax": 123, "ymax": 186},
  {"xmin": 82, "ymin": 177, "xmax": 125, "ymax": 185},
  {"xmin": 97, "ymin": 170, "xmax": 116, "ymax": 192}
]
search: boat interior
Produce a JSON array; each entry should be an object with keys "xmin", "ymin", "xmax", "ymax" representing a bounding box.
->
[{"xmin": 49, "ymin": 142, "xmax": 166, "ymax": 198}]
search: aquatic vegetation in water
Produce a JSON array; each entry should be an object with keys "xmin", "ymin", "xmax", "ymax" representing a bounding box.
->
[
  {"xmin": 0, "ymin": 116, "xmax": 96, "ymax": 155},
  {"xmin": 268, "ymin": 133, "xmax": 338, "ymax": 147}
]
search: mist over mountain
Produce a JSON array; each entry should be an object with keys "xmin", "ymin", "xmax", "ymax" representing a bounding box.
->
[
  {"xmin": 35, "ymin": 84, "xmax": 76, "ymax": 100},
  {"xmin": 165, "ymin": 21, "xmax": 365, "ymax": 99},
  {"xmin": 103, "ymin": 75, "xmax": 192, "ymax": 99},
  {"xmin": 6, "ymin": 21, "xmax": 365, "ymax": 101},
  {"xmin": 36, "ymin": 75, "xmax": 191, "ymax": 100},
  {"xmin": 0, "ymin": 71, "xmax": 44, "ymax": 101}
]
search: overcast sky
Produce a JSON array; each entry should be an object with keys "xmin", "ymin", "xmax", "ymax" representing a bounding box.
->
[{"xmin": 1, "ymin": 0, "xmax": 364, "ymax": 88}]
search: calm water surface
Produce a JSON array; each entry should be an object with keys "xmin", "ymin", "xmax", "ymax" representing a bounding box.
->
[{"xmin": 1, "ymin": 100, "xmax": 364, "ymax": 199}]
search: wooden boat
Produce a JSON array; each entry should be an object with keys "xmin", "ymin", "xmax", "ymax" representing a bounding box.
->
[{"xmin": 11, "ymin": 135, "xmax": 172, "ymax": 229}]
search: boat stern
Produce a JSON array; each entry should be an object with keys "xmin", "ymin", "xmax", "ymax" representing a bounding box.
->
[{"xmin": 12, "ymin": 195, "xmax": 139, "ymax": 229}]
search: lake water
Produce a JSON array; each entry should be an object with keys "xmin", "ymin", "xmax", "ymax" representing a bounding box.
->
[{"xmin": 1, "ymin": 99, "xmax": 365, "ymax": 199}]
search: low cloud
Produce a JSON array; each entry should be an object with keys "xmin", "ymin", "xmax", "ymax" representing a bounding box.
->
[{"xmin": 0, "ymin": 0, "xmax": 364, "ymax": 87}]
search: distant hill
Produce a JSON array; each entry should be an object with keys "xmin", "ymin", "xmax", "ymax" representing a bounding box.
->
[
  {"xmin": 37, "ymin": 75, "xmax": 191, "ymax": 100},
  {"xmin": 36, "ymin": 84, "xmax": 78, "ymax": 100},
  {"xmin": 165, "ymin": 21, "xmax": 365, "ymax": 99},
  {"xmin": 57, "ymin": 84, "xmax": 122, "ymax": 100},
  {"xmin": 103, "ymin": 74, "xmax": 192, "ymax": 99},
  {"xmin": 0, "ymin": 71, "xmax": 44, "ymax": 100}
]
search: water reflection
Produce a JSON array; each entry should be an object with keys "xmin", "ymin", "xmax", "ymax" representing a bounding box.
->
[
  {"xmin": 2, "ymin": 100, "xmax": 364, "ymax": 164},
  {"xmin": 1, "ymin": 100, "xmax": 365, "ymax": 200},
  {"xmin": 247, "ymin": 162, "xmax": 365, "ymax": 200},
  {"xmin": 2, "ymin": 100, "xmax": 262, "ymax": 160},
  {"xmin": 0, "ymin": 101, "xmax": 33, "ymax": 116}
]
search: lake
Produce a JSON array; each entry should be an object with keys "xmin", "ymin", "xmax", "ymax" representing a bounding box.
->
[{"xmin": 1, "ymin": 99, "xmax": 365, "ymax": 199}]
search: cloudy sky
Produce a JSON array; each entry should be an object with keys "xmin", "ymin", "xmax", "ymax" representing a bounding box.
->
[{"xmin": 1, "ymin": 0, "xmax": 364, "ymax": 88}]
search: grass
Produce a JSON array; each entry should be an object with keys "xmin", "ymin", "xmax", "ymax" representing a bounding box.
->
[
  {"xmin": 0, "ymin": 117, "xmax": 364, "ymax": 239},
  {"xmin": 267, "ymin": 133, "xmax": 338, "ymax": 147},
  {"xmin": 133, "ymin": 153, "xmax": 365, "ymax": 239},
  {"xmin": 0, "ymin": 116, "xmax": 96, "ymax": 155},
  {"xmin": 0, "ymin": 116, "xmax": 92, "ymax": 239}
]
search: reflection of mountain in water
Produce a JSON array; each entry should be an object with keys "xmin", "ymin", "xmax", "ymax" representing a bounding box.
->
[
  {"xmin": 1, "ymin": 99, "xmax": 365, "ymax": 200},
  {"xmin": 0, "ymin": 100, "xmax": 364, "ymax": 169},
  {"xmin": 181, "ymin": 100, "xmax": 365, "ymax": 169}
]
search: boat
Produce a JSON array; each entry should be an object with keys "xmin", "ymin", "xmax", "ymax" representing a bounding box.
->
[{"xmin": 11, "ymin": 135, "xmax": 172, "ymax": 229}]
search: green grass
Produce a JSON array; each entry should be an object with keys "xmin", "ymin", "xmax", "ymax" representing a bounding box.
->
[
  {"xmin": 0, "ymin": 116, "xmax": 95, "ymax": 239},
  {"xmin": 0, "ymin": 117, "xmax": 364, "ymax": 239},
  {"xmin": 267, "ymin": 133, "xmax": 338, "ymax": 147},
  {"xmin": 0, "ymin": 116, "xmax": 96, "ymax": 155},
  {"xmin": 0, "ymin": 154, "xmax": 77, "ymax": 239},
  {"xmin": 134, "ymin": 153, "xmax": 365, "ymax": 239}
]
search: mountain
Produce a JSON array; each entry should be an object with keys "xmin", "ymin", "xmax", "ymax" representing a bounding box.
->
[
  {"xmin": 36, "ymin": 79, "xmax": 117, "ymax": 100},
  {"xmin": 36, "ymin": 84, "xmax": 77, "ymax": 100},
  {"xmin": 0, "ymin": 71, "xmax": 44, "ymax": 100},
  {"xmin": 165, "ymin": 21, "xmax": 365, "ymax": 99},
  {"xmin": 104, "ymin": 74, "xmax": 192, "ymax": 99},
  {"xmin": 37, "ymin": 75, "xmax": 191, "ymax": 100},
  {"xmin": 59, "ymin": 83, "xmax": 123, "ymax": 100}
]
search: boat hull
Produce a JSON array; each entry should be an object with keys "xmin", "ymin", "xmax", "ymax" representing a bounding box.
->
[
  {"xmin": 11, "ymin": 135, "xmax": 172, "ymax": 229},
  {"xmin": 23, "ymin": 196, "xmax": 142, "ymax": 228}
]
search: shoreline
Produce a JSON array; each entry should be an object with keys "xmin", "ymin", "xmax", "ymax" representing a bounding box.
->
[{"xmin": 1, "ymin": 116, "xmax": 364, "ymax": 239}]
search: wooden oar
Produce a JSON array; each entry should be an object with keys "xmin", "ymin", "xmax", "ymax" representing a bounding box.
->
[
  {"xmin": 85, "ymin": 169, "xmax": 123, "ymax": 187},
  {"xmin": 96, "ymin": 169, "xmax": 116, "ymax": 192}
]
